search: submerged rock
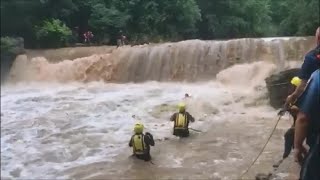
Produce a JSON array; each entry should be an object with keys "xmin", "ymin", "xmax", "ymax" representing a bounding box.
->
[
  {"xmin": 265, "ymin": 68, "xmax": 300, "ymax": 109},
  {"xmin": 256, "ymin": 173, "xmax": 272, "ymax": 180}
]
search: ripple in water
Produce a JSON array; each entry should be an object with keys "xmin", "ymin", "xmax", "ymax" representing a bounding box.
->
[{"xmin": 1, "ymin": 62, "xmax": 292, "ymax": 179}]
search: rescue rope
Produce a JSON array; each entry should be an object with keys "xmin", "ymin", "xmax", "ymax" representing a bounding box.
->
[
  {"xmin": 239, "ymin": 115, "xmax": 282, "ymax": 179},
  {"xmin": 267, "ymin": 82, "xmax": 290, "ymax": 87},
  {"xmin": 189, "ymin": 128, "xmax": 202, "ymax": 132},
  {"xmin": 132, "ymin": 115, "xmax": 204, "ymax": 133}
]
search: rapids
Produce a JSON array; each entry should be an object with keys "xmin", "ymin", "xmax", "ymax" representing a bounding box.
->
[{"xmin": 1, "ymin": 37, "xmax": 314, "ymax": 179}]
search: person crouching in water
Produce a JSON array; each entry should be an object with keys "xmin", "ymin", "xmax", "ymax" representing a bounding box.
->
[
  {"xmin": 278, "ymin": 76, "xmax": 301, "ymax": 159},
  {"xmin": 129, "ymin": 122, "xmax": 155, "ymax": 161},
  {"xmin": 170, "ymin": 102, "xmax": 195, "ymax": 137}
]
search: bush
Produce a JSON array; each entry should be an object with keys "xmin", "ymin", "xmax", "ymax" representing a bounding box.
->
[
  {"xmin": 35, "ymin": 19, "xmax": 72, "ymax": 48},
  {"xmin": 1, "ymin": 36, "xmax": 24, "ymax": 55}
]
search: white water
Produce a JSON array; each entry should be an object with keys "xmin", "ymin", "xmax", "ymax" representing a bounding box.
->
[
  {"xmin": 1, "ymin": 61, "xmax": 295, "ymax": 179},
  {"xmin": 1, "ymin": 80, "xmax": 233, "ymax": 178},
  {"xmin": 2, "ymin": 36, "xmax": 311, "ymax": 179}
]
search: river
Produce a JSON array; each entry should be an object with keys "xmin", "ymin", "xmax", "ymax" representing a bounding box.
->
[{"xmin": 1, "ymin": 37, "xmax": 314, "ymax": 179}]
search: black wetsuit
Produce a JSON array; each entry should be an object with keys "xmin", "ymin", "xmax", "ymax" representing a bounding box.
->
[
  {"xmin": 170, "ymin": 111, "xmax": 195, "ymax": 137},
  {"xmin": 283, "ymin": 108, "xmax": 297, "ymax": 159},
  {"xmin": 129, "ymin": 132, "xmax": 155, "ymax": 161}
]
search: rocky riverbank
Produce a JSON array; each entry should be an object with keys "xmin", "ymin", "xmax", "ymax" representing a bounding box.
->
[{"xmin": 256, "ymin": 154, "xmax": 300, "ymax": 180}]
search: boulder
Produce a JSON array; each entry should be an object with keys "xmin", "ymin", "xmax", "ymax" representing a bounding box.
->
[
  {"xmin": 256, "ymin": 155, "xmax": 300, "ymax": 180},
  {"xmin": 270, "ymin": 155, "xmax": 300, "ymax": 180},
  {"xmin": 265, "ymin": 68, "xmax": 300, "ymax": 109},
  {"xmin": 1, "ymin": 37, "xmax": 25, "ymax": 83}
]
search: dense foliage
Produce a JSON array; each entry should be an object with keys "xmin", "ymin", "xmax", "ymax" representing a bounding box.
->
[
  {"xmin": 1, "ymin": 0, "xmax": 319, "ymax": 48},
  {"xmin": 35, "ymin": 19, "xmax": 72, "ymax": 48},
  {"xmin": 0, "ymin": 37, "xmax": 24, "ymax": 55}
]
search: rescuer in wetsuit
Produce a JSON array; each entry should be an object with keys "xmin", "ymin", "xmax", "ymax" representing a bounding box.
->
[
  {"xmin": 170, "ymin": 102, "xmax": 195, "ymax": 137},
  {"xmin": 128, "ymin": 122, "xmax": 155, "ymax": 161}
]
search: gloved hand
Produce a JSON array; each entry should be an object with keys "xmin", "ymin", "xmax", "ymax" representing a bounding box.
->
[
  {"xmin": 145, "ymin": 132, "xmax": 153, "ymax": 138},
  {"xmin": 278, "ymin": 105, "xmax": 289, "ymax": 116},
  {"xmin": 278, "ymin": 109, "xmax": 287, "ymax": 116},
  {"xmin": 145, "ymin": 132, "xmax": 151, "ymax": 136}
]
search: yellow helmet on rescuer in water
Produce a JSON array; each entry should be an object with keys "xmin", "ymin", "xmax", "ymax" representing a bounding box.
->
[
  {"xmin": 134, "ymin": 122, "xmax": 144, "ymax": 134},
  {"xmin": 178, "ymin": 102, "xmax": 186, "ymax": 112}
]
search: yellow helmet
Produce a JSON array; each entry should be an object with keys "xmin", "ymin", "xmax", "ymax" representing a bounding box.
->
[
  {"xmin": 134, "ymin": 122, "xmax": 144, "ymax": 134},
  {"xmin": 291, "ymin": 76, "xmax": 301, "ymax": 87},
  {"xmin": 178, "ymin": 102, "xmax": 186, "ymax": 112}
]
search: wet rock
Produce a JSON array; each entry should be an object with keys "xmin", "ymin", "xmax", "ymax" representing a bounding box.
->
[
  {"xmin": 265, "ymin": 68, "xmax": 300, "ymax": 109},
  {"xmin": 271, "ymin": 155, "xmax": 300, "ymax": 180},
  {"xmin": 255, "ymin": 173, "xmax": 272, "ymax": 180},
  {"xmin": 257, "ymin": 155, "xmax": 300, "ymax": 180},
  {"xmin": 272, "ymin": 159, "xmax": 283, "ymax": 168}
]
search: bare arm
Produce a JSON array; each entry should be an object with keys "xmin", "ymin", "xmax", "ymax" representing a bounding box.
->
[
  {"xmin": 285, "ymin": 80, "xmax": 308, "ymax": 107},
  {"xmin": 292, "ymin": 80, "xmax": 308, "ymax": 100},
  {"xmin": 293, "ymin": 111, "xmax": 309, "ymax": 163},
  {"xmin": 294, "ymin": 111, "xmax": 309, "ymax": 149}
]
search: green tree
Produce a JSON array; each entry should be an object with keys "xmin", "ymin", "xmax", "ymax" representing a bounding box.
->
[
  {"xmin": 279, "ymin": 0, "xmax": 319, "ymax": 36},
  {"xmin": 88, "ymin": 1, "xmax": 130, "ymax": 43},
  {"xmin": 1, "ymin": 0, "xmax": 318, "ymax": 48},
  {"xmin": 35, "ymin": 19, "xmax": 72, "ymax": 48},
  {"xmin": 1, "ymin": 0, "xmax": 43, "ymax": 47},
  {"xmin": 196, "ymin": 0, "xmax": 272, "ymax": 39}
]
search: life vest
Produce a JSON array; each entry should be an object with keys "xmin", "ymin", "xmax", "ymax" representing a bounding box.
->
[
  {"xmin": 174, "ymin": 113, "xmax": 188, "ymax": 130},
  {"xmin": 132, "ymin": 134, "xmax": 146, "ymax": 155}
]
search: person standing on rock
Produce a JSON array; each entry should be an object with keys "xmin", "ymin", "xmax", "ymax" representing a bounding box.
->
[
  {"xmin": 285, "ymin": 27, "xmax": 320, "ymax": 107},
  {"xmin": 293, "ymin": 68, "xmax": 320, "ymax": 180},
  {"xmin": 278, "ymin": 77, "xmax": 301, "ymax": 159}
]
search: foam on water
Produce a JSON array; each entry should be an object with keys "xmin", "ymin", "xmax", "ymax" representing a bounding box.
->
[
  {"xmin": 1, "ymin": 80, "xmax": 233, "ymax": 179},
  {"xmin": 261, "ymin": 37, "xmax": 297, "ymax": 42},
  {"xmin": 8, "ymin": 36, "xmax": 313, "ymax": 83},
  {"xmin": 1, "ymin": 39, "xmax": 304, "ymax": 179}
]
